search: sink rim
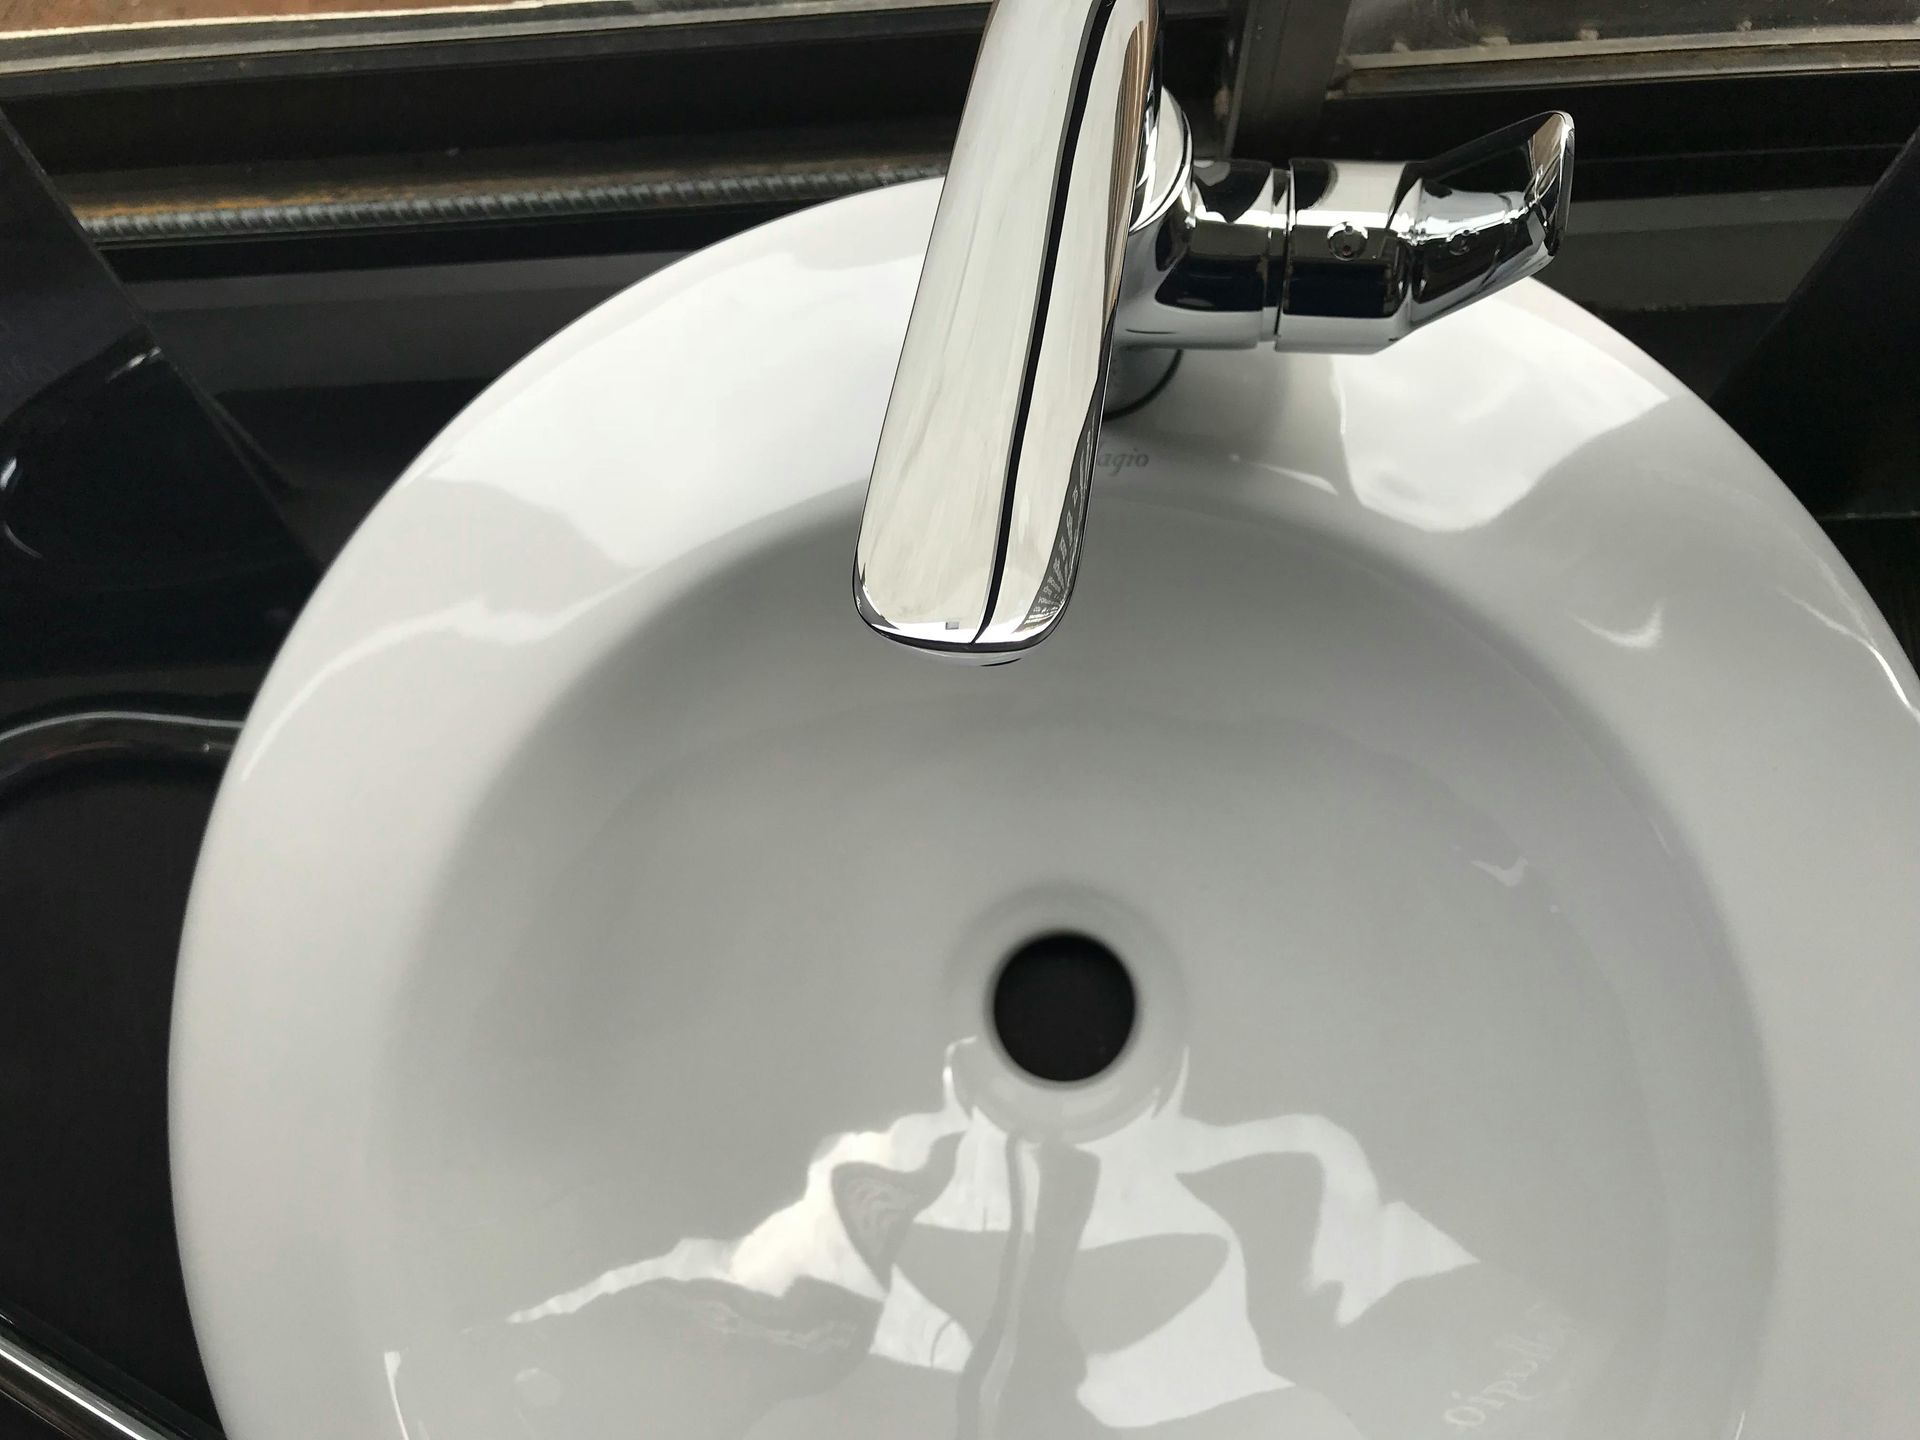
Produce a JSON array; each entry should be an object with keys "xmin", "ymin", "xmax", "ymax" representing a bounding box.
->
[{"xmin": 171, "ymin": 178, "xmax": 1920, "ymax": 1440}]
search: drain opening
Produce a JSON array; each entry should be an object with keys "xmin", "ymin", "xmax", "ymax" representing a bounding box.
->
[{"xmin": 991, "ymin": 932, "xmax": 1136, "ymax": 1083}]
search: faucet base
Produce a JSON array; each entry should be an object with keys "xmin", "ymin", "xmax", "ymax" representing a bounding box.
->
[{"xmin": 1104, "ymin": 349, "xmax": 1181, "ymax": 416}]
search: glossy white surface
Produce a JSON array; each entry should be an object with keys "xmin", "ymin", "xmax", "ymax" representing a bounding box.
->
[{"xmin": 173, "ymin": 179, "xmax": 1920, "ymax": 1440}]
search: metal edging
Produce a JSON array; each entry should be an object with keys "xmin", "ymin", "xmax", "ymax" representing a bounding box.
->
[
  {"xmin": 0, "ymin": 707, "xmax": 242, "ymax": 804},
  {"xmin": 0, "ymin": 1317, "xmax": 205, "ymax": 1440},
  {"xmin": 71, "ymin": 157, "xmax": 947, "ymax": 245}
]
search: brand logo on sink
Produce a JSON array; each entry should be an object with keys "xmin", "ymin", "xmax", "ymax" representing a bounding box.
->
[
  {"xmin": 1441, "ymin": 1302, "xmax": 1581, "ymax": 1431},
  {"xmin": 1095, "ymin": 447, "xmax": 1150, "ymax": 478}
]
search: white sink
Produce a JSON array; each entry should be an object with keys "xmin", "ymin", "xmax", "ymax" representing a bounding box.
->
[{"xmin": 172, "ymin": 179, "xmax": 1920, "ymax": 1440}]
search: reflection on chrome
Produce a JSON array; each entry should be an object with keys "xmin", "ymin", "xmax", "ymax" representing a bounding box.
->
[{"xmin": 470, "ymin": 1051, "xmax": 1602, "ymax": 1436}]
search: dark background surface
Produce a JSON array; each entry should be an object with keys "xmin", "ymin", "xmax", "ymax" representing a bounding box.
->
[
  {"xmin": 3, "ymin": 10, "xmax": 1918, "ymax": 1432},
  {"xmin": 0, "ymin": 774, "xmax": 222, "ymax": 1431}
]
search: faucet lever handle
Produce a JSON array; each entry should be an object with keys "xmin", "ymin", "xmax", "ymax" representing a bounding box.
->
[
  {"xmin": 1277, "ymin": 111, "xmax": 1574, "ymax": 352},
  {"xmin": 1406, "ymin": 111, "xmax": 1576, "ymax": 329}
]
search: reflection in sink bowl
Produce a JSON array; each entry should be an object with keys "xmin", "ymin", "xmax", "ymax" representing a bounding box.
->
[
  {"xmin": 385, "ymin": 501, "xmax": 1767, "ymax": 1439},
  {"xmin": 172, "ymin": 179, "xmax": 1920, "ymax": 1440}
]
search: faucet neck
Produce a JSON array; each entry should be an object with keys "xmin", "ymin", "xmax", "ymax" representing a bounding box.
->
[{"xmin": 854, "ymin": 0, "xmax": 1163, "ymax": 657}]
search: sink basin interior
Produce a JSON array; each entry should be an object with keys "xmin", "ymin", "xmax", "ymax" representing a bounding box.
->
[
  {"xmin": 169, "ymin": 179, "xmax": 1920, "ymax": 1440},
  {"xmin": 372, "ymin": 482, "xmax": 1772, "ymax": 1438}
]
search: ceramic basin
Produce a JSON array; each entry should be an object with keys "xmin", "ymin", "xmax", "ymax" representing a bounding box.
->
[{"xmin": 172, "ymin": 180, "xmax": 1920, "ymax": 1440}]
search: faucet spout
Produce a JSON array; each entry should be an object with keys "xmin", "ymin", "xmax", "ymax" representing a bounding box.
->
[
  {"xmin": 854, "ymin": 0, "xmax": 1572, "ymax": 661},
  {"xmin": 853, "ymin": 0, "xmax": 1164, "ymax": 657}
]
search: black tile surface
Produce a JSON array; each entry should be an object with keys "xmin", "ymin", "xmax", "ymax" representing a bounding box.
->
[
  {"xmin": 1715, "ymin": 128, "xmax": 1920, "ymax": 522},
  {"xmin": 0, "ymin": 772, "xmax": 221, "ymax": 1429}
]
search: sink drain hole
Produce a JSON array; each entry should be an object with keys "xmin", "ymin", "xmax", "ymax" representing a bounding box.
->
[{"xmin": 991, "ymin": 932, "xmax": 1136, "ymax": 1083}]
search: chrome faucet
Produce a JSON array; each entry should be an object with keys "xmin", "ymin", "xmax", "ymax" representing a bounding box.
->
[{"xmin": 854, "ymin": 0, "xmax": 1572, "ymax": 658}]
